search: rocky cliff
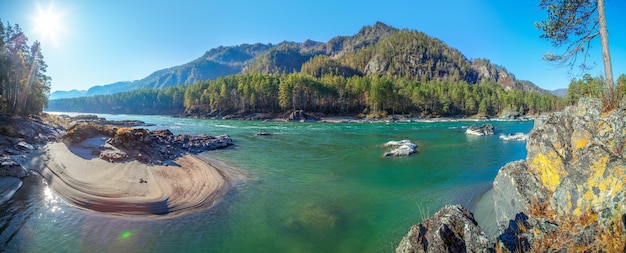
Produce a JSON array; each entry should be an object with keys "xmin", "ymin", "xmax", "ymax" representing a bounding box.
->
[{"xmin": 397, "ymin": 97, "xmax": 626, "ymax": 252}]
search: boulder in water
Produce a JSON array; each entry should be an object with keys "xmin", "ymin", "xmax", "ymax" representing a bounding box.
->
[
  {"xmin": 382, "ymin": 140, "xmax": 418, "ymax": 157},
  {"xmin": 465, "ymin": 124, "xmax": 495, "ymax": 136}
]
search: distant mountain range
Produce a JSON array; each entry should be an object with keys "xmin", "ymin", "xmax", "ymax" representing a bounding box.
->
[
  {"xmin": 549, "ymin": 88, "xmax": 568, "ymax": 97},
  {"xmin": 50, "ymin": 22, "xmax": 548, "ymax": 100}
]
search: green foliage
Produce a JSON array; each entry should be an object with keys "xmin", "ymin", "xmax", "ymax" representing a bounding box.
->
[
  {"xmin": 300, "ymin": 55, "xmax": 359, "ymax": 78},
  {"xmin": 342, "ymin": 29, "xmax": 474, "ymax": 82},
  {"xmin": 50, "ymin": 72, "xmax": 563, "ymax": 117},
  {"xmin": 617, "ymin": 74, "xmax": 626, "ymax": 100},
  {"xmin": 244, "ymin": 45, "xmax": 318, "ymax": 74},
  {"xmin": 536, "ymin": 0, "xmax": 616, "ymax": 111},
  {"xmin": 0, "ymin": 20, "xmax": 51, "ymax": 115},
  {"xmin": 535, "ymin": 0, "xmax": 599, "ymax": 68},
  {"xmin": 564, "ymin": 73, "xmax": 626, "ymax": 106}
]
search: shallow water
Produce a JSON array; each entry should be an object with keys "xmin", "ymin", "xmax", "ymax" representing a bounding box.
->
[{"xmin": 0, "ymin": 115, "xmax": 532, "ymax": 252}]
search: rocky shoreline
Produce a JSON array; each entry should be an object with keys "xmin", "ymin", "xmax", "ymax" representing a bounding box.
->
[
  {"xmin": 0, "ymin": 114, "xmax": 242, "ymax": 215},
  {"xmin": 180, "ymin": 109, "xmax": 541, "ymax": 123},
  {"xmin": 397, "ymin": 97, "xmax": 626, "ymax": 252}
]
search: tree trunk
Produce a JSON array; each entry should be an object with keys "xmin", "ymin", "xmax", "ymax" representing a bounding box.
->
[{"xmin": 597, "ymin": 0, "xmax": 614, "ymax": 90}]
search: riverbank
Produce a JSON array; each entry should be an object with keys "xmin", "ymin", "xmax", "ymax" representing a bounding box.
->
[
  {"xmin": 49, "ymin": 110, "xmax": 545, "ymax": 124},
  {"xmin": 1, "ymin": 114, "xmax": 246, "ymax": 218},
  {"xmin": 39, "ymin": 142, "xmax": 247, "ymax": 217}
]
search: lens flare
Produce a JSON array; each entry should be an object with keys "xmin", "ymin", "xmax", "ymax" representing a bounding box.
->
[{"xmin": 121, "ymin": 231, "xmax": 132, "ymax": 239}]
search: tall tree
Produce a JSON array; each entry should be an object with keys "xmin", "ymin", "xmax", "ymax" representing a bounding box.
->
[
  {"xmin": 0, "ymin": 20, "xmax": 50, "ymax": 115},
  {"xmin": 536, "ymin": 0, "xmax": 614, "ymax": 95}
]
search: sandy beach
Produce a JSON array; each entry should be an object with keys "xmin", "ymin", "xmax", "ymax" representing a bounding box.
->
[{"xmin": 40, "ymin": 142, "xmax": 247, "ymax": 217}]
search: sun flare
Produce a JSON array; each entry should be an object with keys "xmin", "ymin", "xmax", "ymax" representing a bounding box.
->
[{"xmin": 32, "ymin": 2, "xmax": 65, "ymax": 46}]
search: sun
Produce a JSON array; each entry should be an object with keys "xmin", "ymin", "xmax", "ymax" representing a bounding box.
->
[{"xmin": 32, "ymin": 2, "xmax": 65, "ymax": 46}]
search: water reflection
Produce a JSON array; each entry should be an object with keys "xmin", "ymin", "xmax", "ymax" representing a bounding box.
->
[{"xmin": 42, "ymin": 184, "xmax": 63, "ymax": 214}]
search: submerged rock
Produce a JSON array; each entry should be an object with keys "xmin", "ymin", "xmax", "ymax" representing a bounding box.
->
[
  {"xmin": 381, "ymin": 140, "xmax": 417, "ymax": 157},
  {"xmin": 465, "ymin": 124, "xmax": 495, "ymax": 136},
  {"xmin": 396, "ymin": 205, "xmax": 492, "ymax": 253},
  {"xmin": 0, "ymin": 177, "xmax": 23, "ymax": 205}
]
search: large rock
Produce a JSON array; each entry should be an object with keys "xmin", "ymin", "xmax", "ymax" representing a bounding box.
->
[
  {"xmin": 382, "ymin": 140, "xmax": 418, "ymax": 157},
  {"xmin": 103, "ymin": 128, "xmax": 233, "ymax": 163},
  {"xmin": 523, "ymin": 97, "xmax": 626, "ymax": 220},
  {"xmin": 492, "ymin": 160, "xmax": 545, "ymax": 231},
  {"xmin": 62, "ymin": 122, "xmax": 234, "ymax": 164},
  {"xmin": 490, "ymin": 97, "xmax": 626, "ymax": 250},
  {"xmin": 396, "ymin": 205, "xmax": 491, "ymax": 253},
  {"xmin": 465, "ymin": 124, "xmax": 495, "ymax": 136},
  {"xmin": 399, "ymin": 97, "xmax": 626, "ymax": 252}
]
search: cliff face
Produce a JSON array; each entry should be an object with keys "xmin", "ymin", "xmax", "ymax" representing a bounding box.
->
[{"xmin": 398, "ymin": 97, "xmax": 626, "ymax": 252}]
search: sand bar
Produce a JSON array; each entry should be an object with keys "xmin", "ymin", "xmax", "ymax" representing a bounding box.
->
[{"xmin": 41, "ymin": 142, "xmax": 246, "ymax": 217}]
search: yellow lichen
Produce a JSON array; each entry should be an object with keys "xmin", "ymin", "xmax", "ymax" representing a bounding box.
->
[
  {"xmin": 573, "ymin": 207, "xmax": 582, "ymax": 216},
  {"xmin": 529, "ymin": 151, "xmax": 565, "ymax": 192},
  {"xmin": 583, "ymin": 189, "xmax": 594, "ymax": 201},
  {"xmin": 572, "ymin": 132, "xmax": 590, "ymax": 150},
  {"xmin": 567, "ymin": 191, "xmax": 573, "ymax": 210},
  {"xmin": 575, "ymin": 156, "xmax": 619, "ymax": 212}
]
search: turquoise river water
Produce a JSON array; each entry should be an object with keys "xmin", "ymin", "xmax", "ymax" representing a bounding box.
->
[{"xmin": 0, "ymin": 115, "xmax": 533, "ymax": 252}]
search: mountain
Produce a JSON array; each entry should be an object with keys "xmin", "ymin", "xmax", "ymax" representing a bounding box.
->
[
  {"xmin": 241, "ymin": 22, "xmax": 547, "ymax": 93},
  {"xmin": 549, "ymin": 88, "xmax": 568, "ymax": 97},
  {"xmin": 48, "ymin": 89, "xmax": 87, "ymax": 100},
  {"xmin": 50, "ymin": 22, "xmax": 547, "ymax": 100},
  {"xmin": 50, "ymin": 43, "xmax": 272, "ymax": 100}
]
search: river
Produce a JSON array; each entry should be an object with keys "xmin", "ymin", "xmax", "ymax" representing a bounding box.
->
[{"xmin": 0, "ymin": 115, "xmax": 532, "ymax": 252}]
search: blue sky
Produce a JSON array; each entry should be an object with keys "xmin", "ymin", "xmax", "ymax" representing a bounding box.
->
[{"xmin": 2, "ymin": 0, "xmax": 625, "ymax": 92}]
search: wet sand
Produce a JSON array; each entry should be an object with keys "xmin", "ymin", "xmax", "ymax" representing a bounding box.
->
[{"xmin": 40, "ymin": 142, "xmax": 246, "ymax": 217}]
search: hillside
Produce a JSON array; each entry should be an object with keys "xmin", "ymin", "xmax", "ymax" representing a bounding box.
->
[{"xmin": 50, "ymin": 22, "xmax": 547, "ymax": 100}]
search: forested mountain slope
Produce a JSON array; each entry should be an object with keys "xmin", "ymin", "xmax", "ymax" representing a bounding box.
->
[{"xmin": 50, "ymin": 22, "xmax": 546, "ymax": 100}]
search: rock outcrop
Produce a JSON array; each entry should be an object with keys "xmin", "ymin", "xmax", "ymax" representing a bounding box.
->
[
  {"xmin": 491, "ymin": 97, "xmax": 626, "ymax": 251},
  {"xmin": 0, "ymin": 114, "xmax": 67, "ymax": 204},
  {"xmin": 63, "ymin": 123, "xmax": 234, "ymax": 164},
  {"xmin": 399, "ymin": 97, "xmax": 626, "ymax": 252},
  {"xmin": 396, "ymin": 205, "xmax": 492, "ymax": 253},
  {"xmin": 465, "ymin": 124, "xmax": 495, "ymax": 136},
  {"xmin": 0, "ymin": 115, "xmax": 65, "ymax": 177},
  {"xmin": 285, "ymin": 110, "xmax": 319, "ymax": 122},
  {"xmin": 381, "ymin": 140, "xmax": 418, "ymax": 157},
  {"xmin": 102, "ymin": 128, "xmax": 233, "ymax": 163}
]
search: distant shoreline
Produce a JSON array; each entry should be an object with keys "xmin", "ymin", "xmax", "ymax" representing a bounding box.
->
[{"xmin": 46, "ymin": 110, "xmax": 545, "ymax": 124}]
